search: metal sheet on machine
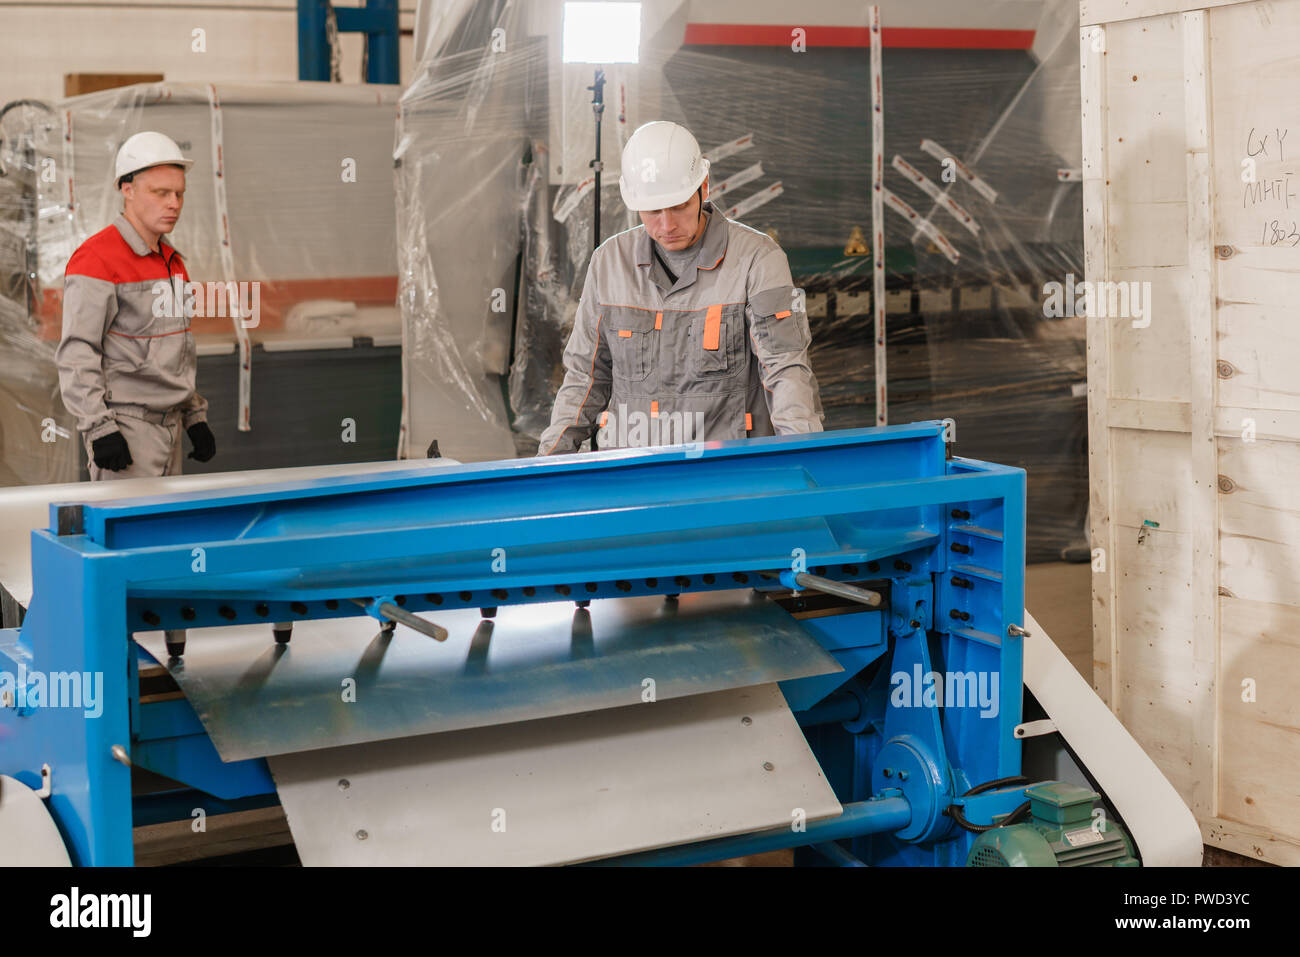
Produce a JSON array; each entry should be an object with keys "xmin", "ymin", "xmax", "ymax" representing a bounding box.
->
[
  {"xmin": 135, "ymin": 589, "xmax": 841, "ymax": 762},
  {"xmin": 270, "ymin": 682, "xmax": 843, "ymax": 866}
]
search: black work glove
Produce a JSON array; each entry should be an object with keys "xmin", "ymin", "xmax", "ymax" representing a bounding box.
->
[
  {"xmin": 91, "ymin": 430, "xmax": 133, "ymax": 471},
  {"xmin": 187, "ymin": 422, "xmax": 216, "ymax": 462}
]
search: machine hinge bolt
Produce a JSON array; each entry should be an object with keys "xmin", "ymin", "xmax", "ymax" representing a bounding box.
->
[
  {"xmin": 356, "ymin": 829, "xmax": 369, "ymax": 841},
  {"xmin": 909, "ymin": 620, "xmax": 921, "ymax": 630},
  {"xmin": 883, "ymin": 767, "xmax": 894, "ymax": 778},
  {"xmin": 762, "ymin": 762, "xmax": 775, "ymax": 772},
  {"xmin": 898, "ymin": 770, "xmax": 909, "ymax": 781},
  {"xmin": 1007, "ymin": 624, "xmax": 1031, "ymax": 638}
]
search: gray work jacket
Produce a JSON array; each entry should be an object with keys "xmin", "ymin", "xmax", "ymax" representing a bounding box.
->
[{"xmin": 538, "ymin": 202, "xmax": 822, "ymax": 454}]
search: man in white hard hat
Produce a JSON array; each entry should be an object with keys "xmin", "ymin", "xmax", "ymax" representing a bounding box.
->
[
  {"xmin": 538, "ymin": 121, "xmax": 822, "ymax": 455},
  {"xmin": 56, "ymin": 131, "xmax": 214, "ymax": 656},
  {"xmin": 57, "ymin": 130, "xmax": 214, "ymax": 480}
]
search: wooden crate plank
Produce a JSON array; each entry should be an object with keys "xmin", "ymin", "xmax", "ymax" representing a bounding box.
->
[
  {"xmin": 1105, "ymin": 16, "xmax": 1186, "ymax": 207},
  {"xmin": 1115, "ymin": 681, "xmax": 1196, "ymax": 797},
  {"xmin": 1082, "ymin": 0, "xmax": 1246, "ymax": 27},
  {"xmin": 1182, "ymin": 6, "xmax": 1222, "ymax": 822},
  {"xmin": 1082, "ymin": 21, "xmax": 1119, "ymax": 708},
  {"xmin": 1218, "ymin": 716, "xmax": 1300, "ymax": 841},
  {"xmin": 1219, "ymin": 437, "xmax": 1300, "ymax": 607},
  {"xmin": 1107, "ymin": 269, "xmax": 1192, "ymax": 401},
  {"xmin": 1107, "ymin": 397, "xmax": 1191, "ymax": 432},
  {"xmin": 1203, "ymin": 815, "xmax": 1300, "ymax": 865},
  {"xmin": 1109, "ymin": 428, "xmax": 1194, "ymax": 531},
  {"xmin": 1211, "ymin": 0, "xmax": 1300, "ymax": 413},
  {"xmin": 1218, "ymin": 596, "xmax": 1300, "ymax": 849},
  {"xmin": 1215, "ymin": 406, "xmax": 1300, "ymax": 442},
  {"xmin": 1113, "ymin": 528, "xmax": 1198, "ymax": 685},
  {"xmin": 1219, "ymin": 596, "xmax": 1300, "ymax": 730},
  {"xmin": 1218, "ymin": 305, "xmax": 1300, "ymax": 412}
]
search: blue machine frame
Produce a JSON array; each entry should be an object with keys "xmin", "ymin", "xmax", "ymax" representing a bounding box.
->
[
  {"xmin": 0, "ymin": 421, "xmax": 1030, "ymax": 866},
  {"xmin": 298, "ymin": 0, "xmax": 399, "ymax": 85}
]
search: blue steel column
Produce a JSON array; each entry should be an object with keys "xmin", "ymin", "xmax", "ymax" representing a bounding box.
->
[
  {"xmin": 298, "ymin": 0, "xmax": 330, "ymax": 82},
  {"xmin": 16, "ymin": 533, "xmax": 134, "ymax": 864},
  {"xmin": 364, "ymin": 0, "xmax": 399, "ymax": 85},
  {"xmin": 300, "ymin": 0, "xmax": 398, "ymax": 84},
  {"xmin": 998, "ymin": 467, "xmax": 1027, "ymax": 778}
]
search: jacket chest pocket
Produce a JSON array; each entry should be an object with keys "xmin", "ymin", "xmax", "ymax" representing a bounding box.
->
[
  {"xmin": 605, "ymin": 308, "xmax": 658, "ymax": 382},
  {"xmin": 105, "ymin": 283, "xmax": 180, "ymax": 372},
  {"xmin": 690, "ymin": 303, "xmax": 744, "ymax": 377}
]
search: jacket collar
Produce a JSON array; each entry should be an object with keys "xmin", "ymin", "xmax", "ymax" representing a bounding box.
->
[
  {"xmin": 114, "ymin": 212, "xmax": 182, "ymax": 259},
  {"xmin": 635, "ymin": 201, "xmax": 729, "ymax": 292}
]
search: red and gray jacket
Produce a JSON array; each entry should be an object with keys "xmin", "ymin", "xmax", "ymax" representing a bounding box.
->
[{"xmin": 56, "ymin": 213, "xmax": 208, "ymax": 440}]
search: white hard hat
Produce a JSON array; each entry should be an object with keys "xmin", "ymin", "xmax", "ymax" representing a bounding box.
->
[
  {"xmin": 618, "ymin": 121, "xmax": 710, "ymax": 211},
  {"xmin": 114, "ymin": 131, "xmax": 193, "ymax": 185}
]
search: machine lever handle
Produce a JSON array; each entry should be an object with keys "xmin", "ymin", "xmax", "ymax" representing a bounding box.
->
[
  {"xmin": 787, "ymin": 572, "xmax": 884, "ymax": 608},
  {"xmin": 350, "ymin": 598, "xmax": 449, "ymax": 641}
]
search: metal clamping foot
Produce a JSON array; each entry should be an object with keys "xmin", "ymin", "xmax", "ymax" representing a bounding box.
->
[{"xmin": 164, "ymin": 629, "xmax": 186, "ymax": 658}]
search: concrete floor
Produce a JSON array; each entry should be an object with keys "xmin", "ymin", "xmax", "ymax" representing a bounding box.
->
[{"xmin": 1026, "ymin": 561, "xmax": 1093, "ymax": 683}]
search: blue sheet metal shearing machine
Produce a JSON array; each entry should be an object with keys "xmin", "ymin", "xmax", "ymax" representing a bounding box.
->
[{"xmin": 0, "ymin": 421, "xmax": 1139, "ymax": 866}]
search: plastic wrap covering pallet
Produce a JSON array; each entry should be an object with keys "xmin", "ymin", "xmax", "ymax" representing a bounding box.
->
[
  {"xmin": 0, "ymin": 421, "xmax": 1198, "ymax": 867},
  {"xmin": 0, "ymin": 99, "xmax": 80, "ymax": 487},
  {"xmin": 399, "ymin": 0, "xmax": 1088, "ymax": 559},
  {"xmin": 0, "ymin": 83, "xmax": 402, "ymax": 477}
]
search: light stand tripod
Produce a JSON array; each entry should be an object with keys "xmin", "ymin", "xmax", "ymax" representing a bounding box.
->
[{"xmin": 588, "ymin": 68, "xmax": 606, "ymax": 252}]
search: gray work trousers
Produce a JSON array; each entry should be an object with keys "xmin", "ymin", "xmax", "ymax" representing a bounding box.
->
[{"xmin": 85, "ymin": 407, "xmax": 184, "ymax": 481}]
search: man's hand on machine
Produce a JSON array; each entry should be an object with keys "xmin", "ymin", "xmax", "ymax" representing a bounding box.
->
[
  {"xmin": 187, "ymin": 422, "xmax": 216, "ymax": 463},
  {"xmin": 91, "ymin": 430, "xmax": 133, "ymax": 471}
]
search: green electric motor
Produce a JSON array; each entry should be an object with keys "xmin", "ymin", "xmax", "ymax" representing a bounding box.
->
[{"xmin": 966, "ymin": 781, "xmax": 1139, "ymax": 867}]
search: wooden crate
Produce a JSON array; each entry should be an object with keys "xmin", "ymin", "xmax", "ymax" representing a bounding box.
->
[{"xmin": 1082, "ymin": 0, "xmax": 1300, "ymax": 865}]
